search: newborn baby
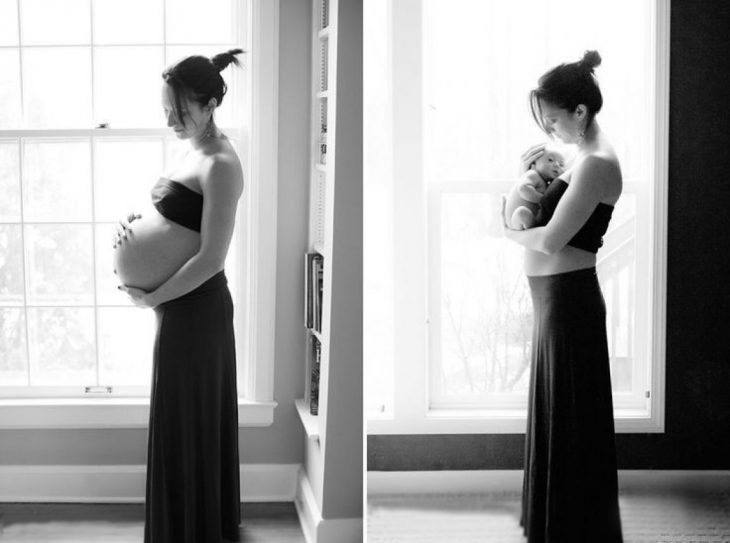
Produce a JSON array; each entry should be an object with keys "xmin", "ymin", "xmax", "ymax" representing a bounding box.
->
[{"xmin": 504, "ymin": 148, "xmax": 565, "ymax": 230}]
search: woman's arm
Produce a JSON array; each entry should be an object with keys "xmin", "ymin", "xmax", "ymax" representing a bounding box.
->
[
  {"xmin": 503, "ymin": 155, "xmax": 613, "ymax": 254},
  {"xmin": 124, "ymin": 157, "xmax": 244, "ymax": 307}
]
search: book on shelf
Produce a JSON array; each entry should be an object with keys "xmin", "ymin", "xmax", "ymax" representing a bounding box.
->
[
  {"xmin": 304, "ymin": 252, "xmax": 324, "ymax": 333},
  {"xmin": 310, "ymin": 336, "xmax": 321, "ymax": 416},
  {"xmin": 304, "ymin": 252, "xmax": 316, "ymax": 328}
]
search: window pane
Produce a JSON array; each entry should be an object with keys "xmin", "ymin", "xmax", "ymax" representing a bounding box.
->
[
  {"xmin": 424, "ymin": 0, "xmax": 652, "ymax": 409},
  {"xmin": 0, "ymin": 141, "xmax": 21, "ymax": 222},
  {"xmin": 25, "ymin": 224, "xmax": 94, "ymax": 305},
  {"xmin": 23, "ymin": 48, "xmax": 92, "ymax": 128},
  {"xmin": 424, "ymin": 0, "xmax": 651, "ymax": 184},
  {"xmin": 22, "ymin": 139, "xmax": 92, "ymax": 222},
  {"xmin": 598, "ymin": 194, "xmax": 637, "ymax": 394},
  {"xmin": 437, "ymin": 193, "xmax": 531, "ymax": 398},
  {"xmin": 0, "ymin": 308, "xmax": 27, "ymax": 385},
  {"xmin": 93, "ymin": 139, "xmax": 163, "ymax": 222},
  {"xmin": 92, "ymin": 0, "xmax": 163, "ymax": 44},
  {"xmin": 94, "ymin": 46, "xmax": 165, "ymax": 128},
  {"xmin": 165, "ymin": 45, "xmax": 240, "ymax": 128},
  {"xmin": 20, "ymin": 0, "xmax": 90, "ymax": 45},
  {"xmin": 165, "ymin": 0, "xmax": 234, "ymax": 44},
  {"xmin": 363, "ymin": 0, "xmax": 394, "ymax": 415},
  {"xmin": 0, "ymin": 50, "xmax": 21, "ymax": 127},
  {"xmin": 98, "ymin": 307, "xmax": 154, "ymax": 386},
  {"xmin": 0, "ymin": 225, "xmax": 24, "ymax": 305},
  {"xmin": 27, "ymin": 307, "xmax": 95, "ymax": 386},
  {"xmin": 0, "ymin": 0, "xmax": 19, "ymax": 45}
]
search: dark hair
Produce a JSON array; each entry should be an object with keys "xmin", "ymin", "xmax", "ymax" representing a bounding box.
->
[
  {"xmin": 162, "ymin": 48, "xmax": 244, "ymax": 126},
  {"xmin": 529, "ymin": 50, "xmax": 603, "ymax": 134}
]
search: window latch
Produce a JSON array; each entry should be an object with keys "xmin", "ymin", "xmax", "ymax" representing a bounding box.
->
[{"xmin": 85, "ymin": 386, "xmax": 113, "ymax": 395}]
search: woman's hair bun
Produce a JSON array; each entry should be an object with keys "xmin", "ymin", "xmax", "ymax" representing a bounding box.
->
[
  {"xmin": 579, "ymin": 50, "xmax": 602, "ymax": 72},
  {"xmin": 211, "ymin": 48, "xmax": 244, "ymax": 72}
]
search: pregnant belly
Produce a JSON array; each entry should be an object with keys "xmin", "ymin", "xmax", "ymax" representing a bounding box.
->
[{"xmin": 113, "ymin": 211, "xmax": 200, "ymax": 291}]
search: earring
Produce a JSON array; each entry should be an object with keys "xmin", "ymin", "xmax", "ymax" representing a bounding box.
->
[
  {"xmin": 203, "ymin": 115, "xmax": 215, "ymax": 140},
  {"xmin": 576, "ymin": 131, "xmax": 585, "ymax": 145}
]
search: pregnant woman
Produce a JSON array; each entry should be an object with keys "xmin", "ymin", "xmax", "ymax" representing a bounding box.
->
[
  {"xmin": 114, "ymin": 49, "xmax": 244, "ymax": 543},
  {"xmin": 502, "ymin": 50, "xmax": 623, "ymax": 542}
]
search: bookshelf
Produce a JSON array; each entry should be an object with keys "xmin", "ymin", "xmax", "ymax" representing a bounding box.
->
[
  {"xmin": 294, "ymin": 0, "xmax": 362, "ymax": 539},
  {"xmin": 300, "ymin": 0, "xmax": 331, "ymax": 428}
]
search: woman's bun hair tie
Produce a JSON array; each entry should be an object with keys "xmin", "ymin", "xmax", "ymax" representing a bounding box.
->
[
  {"xmin": 578, "ymin": 50, "xmax": 602, "ymax": 74},
  {"xmin": 163, "ymin": 48, "xmax": 244, "ymax": 125},
  {"xmin": 211, "ymin": 48, "xmax": 244, "ymax": 72}
]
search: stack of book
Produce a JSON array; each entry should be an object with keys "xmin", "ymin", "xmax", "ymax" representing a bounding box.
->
[
  {"xmin": 305, "ymin": 252, "xmax": 324, "ymax": 415},
  {"xmin": 304, "ymin": 253, "xmax": 324, "ymax": 332},
  {"xmin": 310, "ymin": 338, "xmax": 321, "ymax": 416}
]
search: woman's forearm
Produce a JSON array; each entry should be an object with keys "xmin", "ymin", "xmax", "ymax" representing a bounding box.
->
[
  {"xmin": 505, "ymin": 225, "xmax": 553, "ymax": 254},
  {"xmin": 146, "ymin": 253, "xmax": 224, "ymax": 306}
]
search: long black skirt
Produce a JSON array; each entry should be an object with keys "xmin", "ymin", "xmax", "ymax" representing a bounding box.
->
[
  {"xmin": 144, "ymin": 270, "xmax": 241, "ymax": 543},
  {"xmin": 521, "ymin": 268, "xmax": 622, "ymax": 543}
]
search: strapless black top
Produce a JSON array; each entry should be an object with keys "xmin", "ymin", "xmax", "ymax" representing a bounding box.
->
[
  {"xmin": 535, "ymin": 179, "xmax": 614, "ymax": 254},
  {"xmin": 151, "ymin": 178, "xmax": 203, "ymax": 232}
]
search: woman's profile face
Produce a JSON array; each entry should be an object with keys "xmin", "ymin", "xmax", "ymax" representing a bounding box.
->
[
  {"xmin": 161, "ymin": 82, "xmax": 209, "ymax": 140},
  {"xmin": 539, "ymin": 100, "xmax": 583, "ymax": 144}
]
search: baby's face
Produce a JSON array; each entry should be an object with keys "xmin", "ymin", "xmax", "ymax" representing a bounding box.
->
[{"xmin": 534, "ymin": 151, "xmax": 565, "ymax": 180}]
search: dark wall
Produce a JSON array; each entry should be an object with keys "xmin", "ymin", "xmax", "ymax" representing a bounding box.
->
[{"xmin": 368, "ymin": 0, "xmax": 730, "ymax": 471}]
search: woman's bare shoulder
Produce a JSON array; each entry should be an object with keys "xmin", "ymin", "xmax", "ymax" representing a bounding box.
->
[
  {"xmin": 574, "ymin": 151, "xmax": 622, "ymax": 202},
  {"xmin": 198, "ymin": 149, "xmax": 243, "ymax": 198}
]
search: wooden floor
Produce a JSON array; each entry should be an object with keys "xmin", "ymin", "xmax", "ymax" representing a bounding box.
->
[
  {"xmin": 0, "ymin": 502, "xmax": 305, "ymax": 543},
  {"xmin": 368, "ymin": 472, "xmax": 730, "ymax": 543}
]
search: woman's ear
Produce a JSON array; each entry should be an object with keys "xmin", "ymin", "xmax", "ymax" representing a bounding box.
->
[
  {"xmin": 574, "ymin": 104, "xmax": 587, "ymax": 120},
  {"xmin": 207, "ymin": 98, "xmax": 218, "ymax": 111}
]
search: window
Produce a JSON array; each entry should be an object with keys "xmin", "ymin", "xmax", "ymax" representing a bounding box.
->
[
  {"xmin": 365, "ymin": 0, "xmax": 669, "ymax": 433},
  {"xmin": 0, "ymin": 0, "xmax": 279, "ymax": 426}
]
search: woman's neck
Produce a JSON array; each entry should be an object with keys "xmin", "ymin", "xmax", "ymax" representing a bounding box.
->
[
  {"xmin": 577, "ymin": 120, "xmax": 602, "ymax": 153},
  {"xmin": 190, "ymin": 123, "xmax": 221, "ymax": 150}
]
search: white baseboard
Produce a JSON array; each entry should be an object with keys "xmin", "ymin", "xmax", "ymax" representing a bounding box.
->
[
  {"xmin": 295, "ymin": 468, "xmax": 362, "ymax": 543},
  {"xmin": 368, "ymin": 469, "xmax": 730, "ymax": 496},
  {"xmin": 368, "ymin": 469, "xmax": 523, "ymax": 495},
  {"xmin": 0, "ymin": 463, "xmax": 299, "ymax": 503}
]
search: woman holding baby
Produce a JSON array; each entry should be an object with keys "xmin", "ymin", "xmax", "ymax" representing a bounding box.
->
[{"xmin": 502, "ymin": 50, "xmax": 624, "ymax": 542}]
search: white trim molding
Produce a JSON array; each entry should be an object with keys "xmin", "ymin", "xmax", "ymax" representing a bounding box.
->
[
  {"xmin": 368, "ymin": 470, "xmax": 730, "ymax": 497},
  {"xmin": 368, "ymin": 407, "xmax": 664, "ymax": 435},
  {"xmin": 0, "ymin": 463, "xmax": 299, "ymax": 503},
  {"xmin": 241, "ymin": 0, "xmax": 280, "ymax": 404},
  {"xmin": 0, "ymin": 398, "xmax": 277, "ymax": 429},
  {"xmin": 645, "ymin": 0, "xmax": 671, "ymax": 438},
  {"xmin": 295, "ymin": 468, "xmax": 363, "ymax": 543}
]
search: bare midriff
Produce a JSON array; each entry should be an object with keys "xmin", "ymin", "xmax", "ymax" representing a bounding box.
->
[
  {"xmin": 113, "ymin": 207, "xmax": 200, "ymax": 291},
  {"xmin": 523, "ymin": 245, "xmax": 597, "ymax": 277}
]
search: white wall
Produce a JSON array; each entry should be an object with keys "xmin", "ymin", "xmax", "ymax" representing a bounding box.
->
[{"xmin": 0, "ymin": 0, "xmax": 311, "ymax": 471}]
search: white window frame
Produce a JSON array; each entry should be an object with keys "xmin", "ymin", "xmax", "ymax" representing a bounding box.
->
[
  {"xmin": 367, "ymin": 0, "xmax": 669, "ymax": 435},
  {"xmin": 0, "ymin": 0, "xmax": 279, "ymax": 429}
]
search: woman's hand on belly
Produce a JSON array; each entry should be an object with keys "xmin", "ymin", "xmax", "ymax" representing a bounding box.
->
[
  {"xmin": 112, "ymin": 212, "xmax": 142, "ymax": 249},
  {"xmin": 118, "ymin": 284, "xmax": 154, "ymax": 308}
]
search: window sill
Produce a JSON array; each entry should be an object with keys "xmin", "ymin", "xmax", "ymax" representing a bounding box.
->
[
  {"xmin": 367, "ymin": 407, "xmax": 663, "ymax": 435},
  {"xmin": 294, "ymin": 398, "xmax": 320, "ymax": 444},
  {"xmin": 0, "ymin": 398, "xmax": 277, "ymax": 429}
]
